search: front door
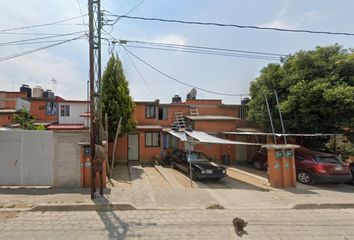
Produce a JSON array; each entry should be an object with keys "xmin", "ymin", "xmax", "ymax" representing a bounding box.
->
[
  {"xmin": 128, "ymin": 134, "xmax": 139, "ymax": 161},
  {"xmin": 236, "ymin": 136, "xmax": 248, "ymax": 162}
]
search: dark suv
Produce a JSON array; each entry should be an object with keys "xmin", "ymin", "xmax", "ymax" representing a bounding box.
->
[{"xmin": 250, "ymin": 146, "xmax": 352, "ymax": 184}]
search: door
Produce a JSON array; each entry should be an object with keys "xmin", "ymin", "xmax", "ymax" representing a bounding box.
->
[
  {"xmin": 128, "ymin": 134, "xmax": 139, "ymax": 161},
  {"xmin": 236, "ymin": 136, "xmax": 248, "ymax": 162}
]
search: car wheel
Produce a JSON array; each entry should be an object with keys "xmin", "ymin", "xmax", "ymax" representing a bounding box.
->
[
  {"xmin": 262, "ymin": 162, "xmax": 268, "ymax": 171},
  {"xmin": 297, "ymin": 171, "xmax": 314, "ymax": 184},
  {"xmin": 253, "ymin": 160, "xmax": 263, "ymax": 170}
]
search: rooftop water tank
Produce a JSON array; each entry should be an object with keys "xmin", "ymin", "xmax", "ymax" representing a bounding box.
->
[
  {"xmin": 172, "ymin": 95, "xmax": 182, "ymax": 103},
  {"xmin": 20, "ymin": 84, "xmax": 31, "ymax": 98},
  {"xmin": 43, "ymin": 90, "xmax": 55, "ymax": 99},
  {"xmin": 33, "ymin": 86, "xmax": 44, "ymax": 98},
  {"xmin": 241, "ymin": 97, "xmax": 251, "ymax": 105}
]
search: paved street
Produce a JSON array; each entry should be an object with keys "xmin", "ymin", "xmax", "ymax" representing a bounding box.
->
[{"xmin": 1, "ymin": 208, "xmax": 353, "ymax": 240}]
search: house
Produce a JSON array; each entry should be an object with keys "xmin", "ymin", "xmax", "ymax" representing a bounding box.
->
[
  {"xmin": 0, "ymin": 91, "xmax": 30, "ymax": 127},
  {"xmin": 47, "ymin": 99, "xmax": 89, "ymax": 130},
  {"xmin": 111, "ymin": 96, "xmax": 259, "ymax": 164}
]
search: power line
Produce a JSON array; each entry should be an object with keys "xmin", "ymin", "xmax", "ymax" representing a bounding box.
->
[
  {"xmin": 120, "ymin": 45, "xmax": 248, "ymax": 97},
  {"xmin": 0, "ymin": 15, "xmax": 86, "ymax": 33},
  {"xmin": 125, "ymin": 40, "xmax": 286, "ymax": 57},
  {"xmin": 0, "ymin": 38, "xmax": 86, "ymax": 47},
  {"xmin": 125, "ymin": 45, "xmax": 280, "ymax": 61},
  {"xmin": 0, "ymin": 31, "xmax": 86, "ymax": 46},
  {"xmin": 0, "ymin": 35, "xmax": 84, "ymax": 62},
  {"xmin": 125, "ymin": 0, "xmax": 147, "ymax": 16},
  {"xmin": 109, "ymin": 15, "xmax": 354, "ymax": 37},
  {"xmin": 122, "ymin": 46, "xmax": 156, "ymax": 99},
  {"xmin": 76, "ymin": 0, "xmax": 88, "ymax": 31}
]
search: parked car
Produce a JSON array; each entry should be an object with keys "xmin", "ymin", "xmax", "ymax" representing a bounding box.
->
[
  {"xmin": 249, "ymin": 146, "xmax": 352, "ymax": 185},
  {"xmin": 169, "ymin": 149, "xmax": 226, "ymax": 180},
  {"xmin": 344, "ymin": 159, "xmax": 354, "ymax": 185},
  {"xmin": 249, "ymin": 148, "xmax": 268, "ymax": 170}
]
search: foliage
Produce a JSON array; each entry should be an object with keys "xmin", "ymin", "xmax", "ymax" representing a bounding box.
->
[
  {"xmin": 14, "ymin": 109, "xmax": 35, "ymax": 130},
  {"xmin": 325, "ymin": 135, "xmax": 354, "ymax": 161},
  {"xmin": 248, "ymin": 45, "xmax": 354, "ymax": 144},
  {"xmin": 36, "ymin": 124, "xmax": 46, "ymax": 131},
  {"xmin": 102, "ymin": 54, "xmax": 136, "ymax": 141}
]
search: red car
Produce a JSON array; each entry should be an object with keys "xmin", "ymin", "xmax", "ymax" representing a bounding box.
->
[{"xmin": 250, "ymin": 146, "xmax": 352, "ymax": 184}]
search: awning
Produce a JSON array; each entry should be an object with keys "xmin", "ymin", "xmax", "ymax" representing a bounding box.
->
[
  {"xmin": 223, "ymin": 131, "xmax": 341, "ymax": 137},
  {"xmin": 167, "ymin": 130, "xmax": 262, "ymax": 146}
]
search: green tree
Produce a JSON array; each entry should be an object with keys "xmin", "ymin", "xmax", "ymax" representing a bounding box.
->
[
  {"xmin": 101, "ymin": 54, "xmax": 136, "ymax": 141},
  {"xmin": 248, "ymin": 45, "xmax": 354, "ymax": 144},
  {"xmin": 14, "ymin": 108, "xmax": 35, "ymax": 130}
]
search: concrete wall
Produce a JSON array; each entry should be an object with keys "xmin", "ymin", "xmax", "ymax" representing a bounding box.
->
[
  {"xmin": 59, "ymin": 102, "xmax": 88, "ymax": 125},
  {"xmin": 53, "ymin": 130, "xmax": 89, "ymax": 187},
  {"xmin": 0, "ymin": 130, "xmax": 54, "ymax": 186},
  {"xmin": 0, "ymin": 130, "xmax": 89, "ymax": 187}
]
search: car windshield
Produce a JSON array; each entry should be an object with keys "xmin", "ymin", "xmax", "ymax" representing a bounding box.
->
[
  {"xmin": 314, "ymin": 156, "xmax": 340, "ymax": 164},
  {"xmin": 188, "ymin": 152, "xmax": 209, "ymax": 162}
]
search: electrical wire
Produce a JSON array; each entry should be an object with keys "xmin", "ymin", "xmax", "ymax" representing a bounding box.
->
[
  {"xmin": 0, "ymin": 35, "xmax": 85, "ymax": 62},
  {"xmin": 109, "ymin": 15, "xmax": 354, "ymax": 37},
  {"xmin": 125, "ymin": 40, "xmax": 286, "ymax": 57},
  {"xmin": 0, "ymin": 15, "xmax": 86, "ymax": 33},
  {"xmin": 0, "ymin": 38, "xmax": 86, "ymax": 47},
  {"xmin": 120, "ymin": 44, "xmax": 248, "ymax": 97},
  {"xmin": 0, "ymin": 31, "xmax": 86, "ymax": 46},
  {"xmin": 122, "ymin": 46, "xmax": 157, "ymax": 99},
  {"xmin": 125, "ymin": 45, "xmax": 281, "ymax": 61},
  {"xmin": 76, "ymin": 0, "xmax": 88, "ymax": 31}
]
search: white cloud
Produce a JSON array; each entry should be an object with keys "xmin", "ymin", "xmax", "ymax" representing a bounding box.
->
[
  {"xmin": 152, "ymin": 34, "xmax": 187, "ymax": 45},
  {"xmin": 260, "ymin": 9, "xmax": 322, "ymax": 29}
]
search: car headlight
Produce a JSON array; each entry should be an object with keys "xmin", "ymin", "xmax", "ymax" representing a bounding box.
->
[
  {"xmin": 222, "ymin": 169, "xmax": 226, "ymax": 174},
  {"xmin": 201, "ymin": 170, "xmax": 206, "ymax": 174}
]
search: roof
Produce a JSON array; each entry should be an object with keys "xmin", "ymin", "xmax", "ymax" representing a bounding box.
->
[
  {"xmin": 223, "ymin": 131, "xmax": 341, "ymax": 137},
  {"xmin": 57, "ymin": 100, "xmax": 89, "ymax": 103},
  {"xmin": 136, "ymin": 125, "xmax": 162, "ymax": 130},
  {"xmin": 47, "ymin": 124, "xmax": 88, "ymax": 130},
  {"xmin": 166, "ymin": 130, "xmax": 262, "ymax": 146},
  {"xmin": 185, "ymin": 115, "xmax": 237, "ymax": 121},
  {"xmin": 0, "ymin": 109, "xmax": 17, "ymax": 114}
]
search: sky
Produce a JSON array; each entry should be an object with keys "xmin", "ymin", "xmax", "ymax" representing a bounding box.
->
[{"xmin": 0, "ymin": 0, "xmax": 353, "ymax": 104}]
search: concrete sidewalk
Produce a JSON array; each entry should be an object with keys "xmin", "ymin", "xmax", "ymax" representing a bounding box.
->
[{"xmin": 1, "ymin": 163, "xmax": 354, "ymax": 212}]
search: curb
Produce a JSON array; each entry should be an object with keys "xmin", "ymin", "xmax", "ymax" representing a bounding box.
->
[
  {"xmin": 292, "ymin": 203, "xmax": 354, "ymax": 210},
  {"xmin": 30, "ymin": 203, "xmax": 136, "ymax": 211}
]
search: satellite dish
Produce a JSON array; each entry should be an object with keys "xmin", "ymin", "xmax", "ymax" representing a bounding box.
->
[{"xmin": 187, "ymin": 88, "xmax": 197, "ymax": 100}]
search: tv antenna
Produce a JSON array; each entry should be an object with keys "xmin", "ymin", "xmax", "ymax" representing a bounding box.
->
[{"xmin": 51, "ymin": 78, "xmax": 58, "ymax": 92}]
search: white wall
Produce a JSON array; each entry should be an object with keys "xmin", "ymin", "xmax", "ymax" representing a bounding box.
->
[
  {"xmin": 59, "ymin": 102, "xmax": 89, "ymax": 125},
  {"xmin": 0, "ymin": 130, "xmax": 54, "ymax": 186}
]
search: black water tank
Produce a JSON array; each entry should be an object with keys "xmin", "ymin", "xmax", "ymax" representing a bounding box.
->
[
  {"xmin": 20, "ymin": 84, "xmax": 31, "ymax": 98},
  {"xmin": 172, "ymin": 95, "xmax": 182, "ymax": 103},
  {"xmin": 241, "ymin": 97, "xmax": 250, "ymax": 105},
  {"xmin": 43, "ymin": 90, "xmax": 55, "ymax": 99}
]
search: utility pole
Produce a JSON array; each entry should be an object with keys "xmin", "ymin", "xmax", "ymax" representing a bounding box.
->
[{"xmin": 88, "ymin": 0, "xmax": 102, "ymax": 199}]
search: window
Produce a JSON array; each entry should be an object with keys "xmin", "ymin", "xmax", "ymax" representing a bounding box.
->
[
  {"xmin": 239, "ymin": 106, "xmax": 248, "ymax": 119},
  {"xmin": 158, "ymin": 106, "xmax": 168, "ymax": 120},
  {"xmin": 60, "ymin": 105, "xmax": 70, "ymax": 117},
  {"xmin": 46, "ymin": 102, "xmax": 58, "ymax": 116},
  {"xmin": 145, "ymin": 105, "xmax": 155, "ymax": 119},
  {"xmin": 145, "ymin": 132, "xmax": 160, "ymax": 147}
]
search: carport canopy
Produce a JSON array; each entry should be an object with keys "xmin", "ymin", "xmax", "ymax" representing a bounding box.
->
[{"xmin": 167, "ymin": 130, "xmax": 262, "ymax": 146}]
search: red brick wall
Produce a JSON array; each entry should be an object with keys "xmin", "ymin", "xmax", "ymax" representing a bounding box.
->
[
  {"xmin": 0, "ymin": 114, "xmax": 13, "ymax": 126},
  {"xmin": 194, "ymin": 120, "xmax": 236, "ymax": 132},
  {"xmin": 30, "ymin": 99, "xmax": 57, "ymax": 122}
]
